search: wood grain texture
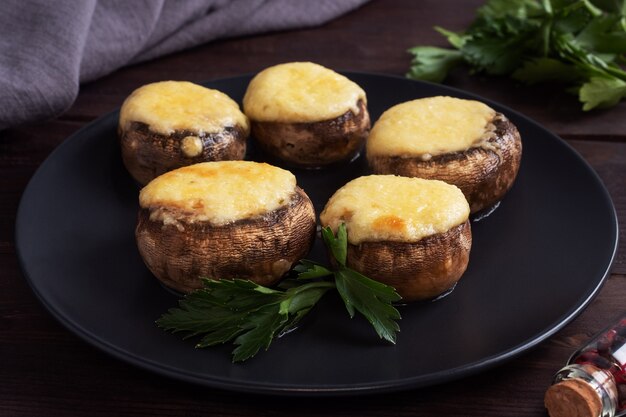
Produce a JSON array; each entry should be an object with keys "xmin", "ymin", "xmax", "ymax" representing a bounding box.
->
[{"xmin": 1, "ymin": 0, "xmax": 625, "ymax": 416}]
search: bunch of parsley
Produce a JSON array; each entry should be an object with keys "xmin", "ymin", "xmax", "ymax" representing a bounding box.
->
[
  {"xmin": 407, "ymin": 0, "xmax": 626, "ymax": 110},
  {"xmin": 157, "ymin": 224, "xmax": 401, "ymax": 362}
]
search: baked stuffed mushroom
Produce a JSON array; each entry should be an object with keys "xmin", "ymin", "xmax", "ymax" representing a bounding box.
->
[
  {"xmin": 119, "ymin": 81, "xmax": 249, "ymax": 185},
  {"xmin": 366, "ymin": 96, "xmax": 522, "ymax": 214},
  {"xmin": 243, "ymin": 62, "xmax": 370, "ymax": 168},
  {"xmin": 320, "ymin": 175, "xmax": 471, "ymax": 302},
  {"xmin": 136, "ymin": 161, "xmax": 316, "ymax": 293}
]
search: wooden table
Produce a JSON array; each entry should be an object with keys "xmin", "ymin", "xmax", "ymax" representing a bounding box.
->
[{"xmin": 2, "ymin": 1, "xmax": 624, "ymax": 415}]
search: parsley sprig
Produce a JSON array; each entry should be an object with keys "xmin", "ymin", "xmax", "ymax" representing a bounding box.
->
[
  {"xmin": 156, "ymin": 224, "xmax": 401, "ymax": 362},
  {"xmin": 407, "ymin": 0, "xmax": 626, "ymax": 110}
]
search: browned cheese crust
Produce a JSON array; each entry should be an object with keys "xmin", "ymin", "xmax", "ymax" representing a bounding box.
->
[
  {"xmin": 345, "ymin": 220, "xmax": 472, "ymax": 302},
  {"xmin": 119, "ymin": 122, "xmax": 247, "ymax": 185},
  {"xmin": 251, "ymin": 100, "xmax": 370, "ymax": 168},
  {"xmin": 368, "ymin": 113, "xmax": 522, "ymax": 213},
  {"xmin": 135, "ymin": 187, "xmax": 316, "ymax": 293}
]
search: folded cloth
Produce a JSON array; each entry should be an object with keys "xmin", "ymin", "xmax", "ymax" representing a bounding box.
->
[{"xmin": 0, "ymin": 0, "xmax": 369, "ymax": 130}]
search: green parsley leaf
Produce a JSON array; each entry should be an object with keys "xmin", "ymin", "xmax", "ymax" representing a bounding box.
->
[
  {"xmin": 293, "ymin": 260, "xmax": 333, "ymax": 279},
  {"xmin": 322, "ymin": 223, "xmax": 348, "ymax": 266},
  {"xmin": 575, "ymin": 14, "xmax": 626, "ymax": 54},
  {"xmin": 579, "ymin": 75, "xmax": 626, "ymax": 109},
  {"xmin": 407, "ymin": 0, "xmax": 626, "ymax": 110},
  {"xmin": 231, "ymin": 304, "xmax": 288, "ymax": 362},
  {"xmin": 320, "ymin": 225, "xmax": 402, "ymax": 343},
  {"xmin": 277, "ymin": 281, "xmax": 333, "ymax": 335},
  {"xmin": 462, "ymin": 33, "xmax": 529, "ymax": 75},
  {"xmin": 157, "ymin": 223, "xmax": 403, "ymax": 362},
  {"xmin": 406, "ymin": 46, "xmax": 463, "ymax": 83},
  {"xmin": 434, "ymin": 26, "xmax": 467, "ymax": 48},
  {"xmin": 157, "ymin": 279, "xmax": 280, "ymax": 342},
  {"xmin": 157, "ymin": 278, "xmax": 334, "ymax": 362},
  {"xmin": 335, "ymin": 268, "xmax": 401, "ymax": 344}
]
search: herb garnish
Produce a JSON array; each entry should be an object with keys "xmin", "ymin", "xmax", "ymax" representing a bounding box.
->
[
  {"xmin": 407, "ymin": 0, "xmax": 626, "ymax": 110},
  {"xmin": 156, "ymin": 224, "xmax": 401, "ymax": 362}
]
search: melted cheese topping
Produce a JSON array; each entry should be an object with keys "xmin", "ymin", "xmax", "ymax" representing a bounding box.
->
[
  {"xmin": 243, "ymin": 62, "xmax": 366, "ymax": 122},
  {"xmin": 320, "ymin": 175, "xmax": 469, "ymax": 244},
  {"xmin": 366, "ymin": 96, "xmax": 496, "ymax": 157},
  {"xmin": 119, "ymin": 81, "xmax": 249, "ymax": 136},
  {"xmin": 139, "ymin": 161, "xmax": 296, "ymax": 226}
]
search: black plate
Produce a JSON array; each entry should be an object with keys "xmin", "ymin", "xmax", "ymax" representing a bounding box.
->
[{"xmin": 16, "ymin": 73, "xmax": 618, "ymax": 396}]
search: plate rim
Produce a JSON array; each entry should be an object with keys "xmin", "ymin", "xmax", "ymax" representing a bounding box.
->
[{"xmin": 15, "ymin": 72, "xmax": 619, "ymax": 396}]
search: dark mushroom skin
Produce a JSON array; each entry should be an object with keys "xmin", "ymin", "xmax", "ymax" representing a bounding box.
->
[
  {"xmin": 320, "ymin": 175, "xmax": 471, "ymax": 303},
  {"xmin": 136, "ymin": 187, "xmax": 316, "ymax": 293},
  {"xmin": 119, "ymin": 122, "xmax": 247, "ymax": 185},
  {"xmin": 368, "ymin": 113, "xmax": 522, "ymax": 213},
  {"xmin": 345, "ymin": 220, "xmax": 472, "ymax": 302},
  {"xmin": 251, "ymin": 100, "xmax": 370, "ymax": 168}
]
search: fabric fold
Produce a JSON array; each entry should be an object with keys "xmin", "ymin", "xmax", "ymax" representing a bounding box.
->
[{"xmin": 0, "ymin": 0, "xmax": 369, "ymax": 130}]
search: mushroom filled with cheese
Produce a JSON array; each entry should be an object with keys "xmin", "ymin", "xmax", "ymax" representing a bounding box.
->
[
  {"xmin": 366, "ymin": 96, "xmax": 522, "ymax": 214},
  {"xmin": 135, "ymin": 161, "xmax": 316, "ymax": 293},
  {"xmin": 119, "ymin": 81, "xmax": 249, "ymax": 185},
  {"xmin": 320, "ymin": 175, "xmax": 472, "ymax": 302},
  {"xmin": 243, "ymin": 62, "xmax": 370, "ymax": 168}
]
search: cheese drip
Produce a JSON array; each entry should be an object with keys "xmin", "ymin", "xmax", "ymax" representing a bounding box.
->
[
  {"xmin": 366, "ymin": 96, "xmax": 496, "ymax": 157},
  {"xmin": 119, "ymin": 81, "xmax": 249, "ymax": 136},
  {"xmin": 320, "ymin": 175, "xmax": 469, "ymax": 244},
  {"xmin": 140, "ymin": 161, "xmax": 296, "ymax": 226},
  {"xmin": 243, "ymin": 62, "xmax": 366, "ymax": 123}
]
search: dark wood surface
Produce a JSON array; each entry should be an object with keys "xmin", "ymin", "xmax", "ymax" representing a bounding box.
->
[{"xmin": 1, "ymin": 0, "xmax": 625, "ymax": 415}]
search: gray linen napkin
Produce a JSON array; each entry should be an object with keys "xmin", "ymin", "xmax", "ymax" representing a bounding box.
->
[{"xmin": 0, "ymin": 0, "xmax": 368, "ymax": 130}]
